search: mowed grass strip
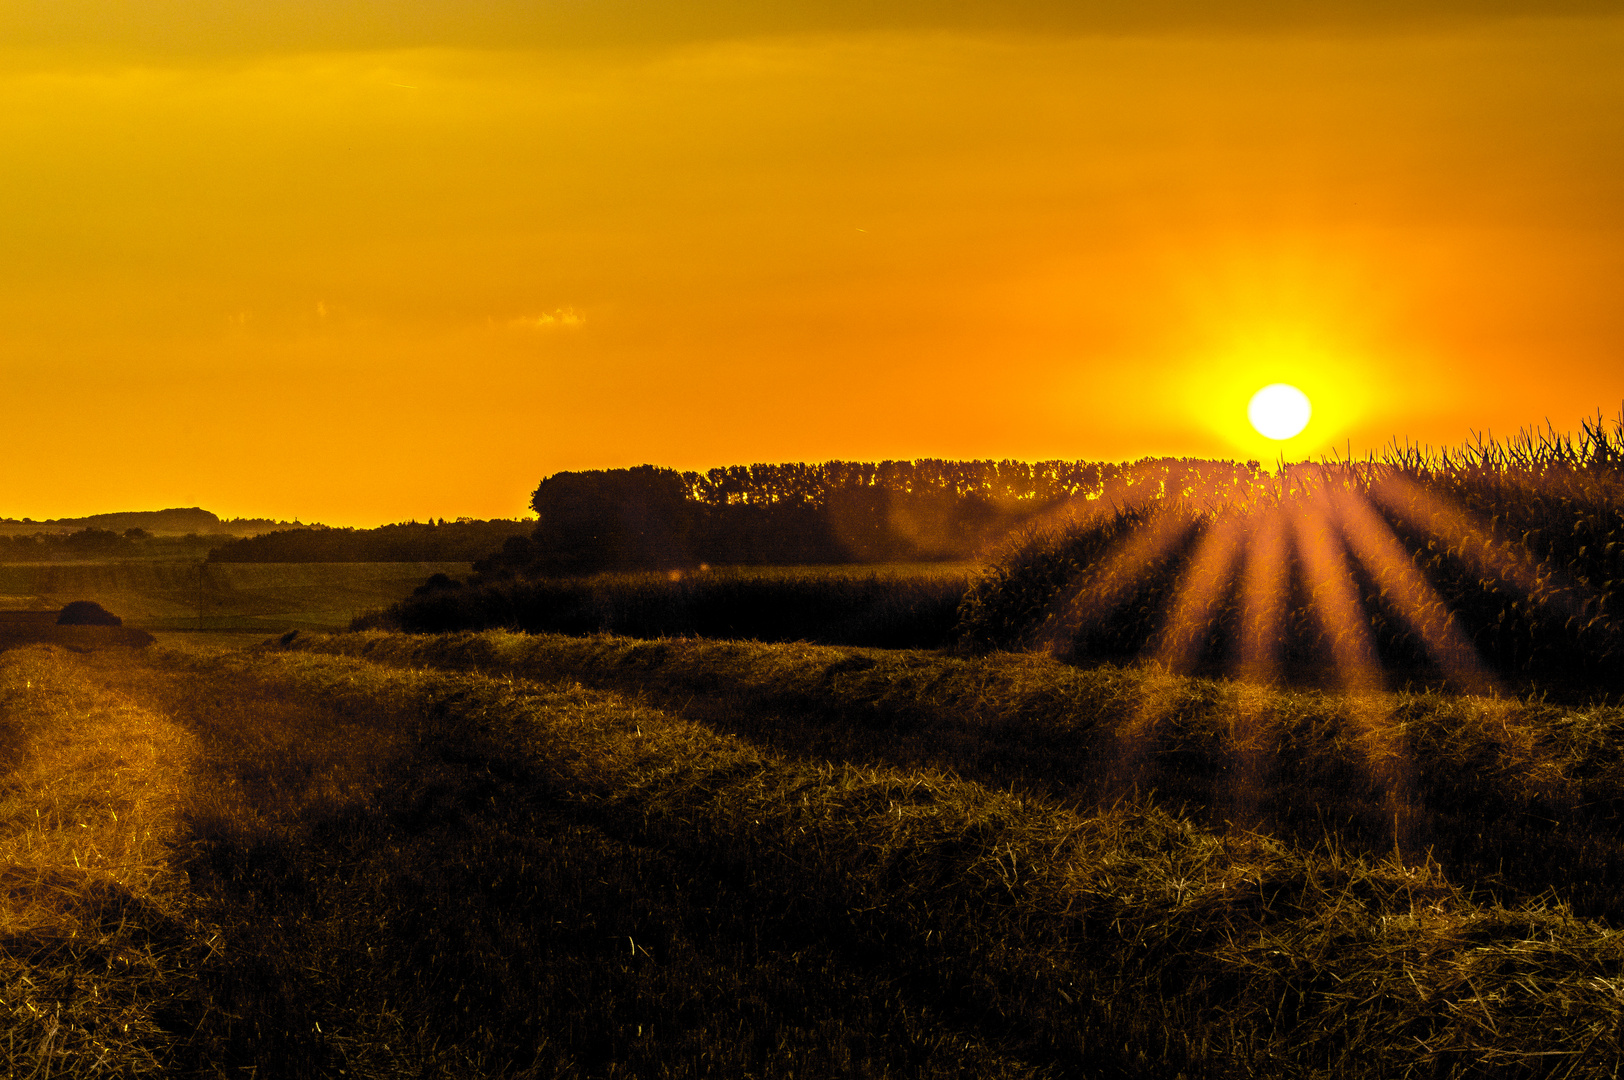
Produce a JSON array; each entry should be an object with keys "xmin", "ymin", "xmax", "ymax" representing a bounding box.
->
[
  {"xmin": 0, "ymin": 645, "xmax": 207, "ymax": 1077},
  {"xmin": 282, "ymin": 630, "xmax": 1624, "ymax": 922},
  {"xmin": 139, "ymin": 641, "xmax": 1624, "ymax": 1077},
  {"xmin": 85, "ymin": 647, "xmax": 1052, "ymax": 1079}
]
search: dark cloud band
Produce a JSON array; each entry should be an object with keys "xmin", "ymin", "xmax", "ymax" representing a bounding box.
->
[{"xmin": 4, "ymin": 0, "xmax": 1619, "ymax": 56}]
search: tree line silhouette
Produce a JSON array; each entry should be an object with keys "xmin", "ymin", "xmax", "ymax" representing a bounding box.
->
[
  {"xmin": 0, "ymin": 528, "xmax": 235, "ymax": 561},
  {"xmin": 474, "ymin": 458, "xmax": 1266, "ymax": 576},
  {"xmin": 208, "ymin": 519, "xmax": 535, "ymax": 563}
]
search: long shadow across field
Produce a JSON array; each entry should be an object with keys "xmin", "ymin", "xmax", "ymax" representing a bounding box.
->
[
  {"xmin": 87, "ymin": 650, "xmax": 1054, "ymax": 1079},
  {"xmin": 282, "ymin": 631, "xmax": 1624, "ymax": 927},
  {"xmin": 46, "ymin": 641, "xmax": 1624, "ymax": 1080},
  {"xmin": 631, "ymin": 655, "xmax": 1624, "ymax": 926}
]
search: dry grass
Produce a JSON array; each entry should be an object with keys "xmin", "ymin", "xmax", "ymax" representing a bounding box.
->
[
  {"xmin": 0, "ymin": 644, "xmax": 207, "ymax": 1076},
  {"xmin": 279, "ymin": 630, "xmax": 1624, "ymax": 921},
  {"xmin": 0, "ymin": 560, "xmax": 476, "ymax": 633},
  {"xmin": 148, "ymin": 639, "xmax": 1624, "ymax": 1077},
  {"xmin": 71, "ymin": 643, "xmax": 1057, "ymax": 1078},
  {"xmin": 11, "ymin": 630, "xmax": 1624, "ymax": 1076}
]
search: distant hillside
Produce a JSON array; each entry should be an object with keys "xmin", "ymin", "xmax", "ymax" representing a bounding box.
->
[
  {"xmin": 0, "ymin": 507, "xmax": 309, "ymax": 537},
  {"xmin": 76, "ymin": 507, "xmax": 222, "ymax": 534}
]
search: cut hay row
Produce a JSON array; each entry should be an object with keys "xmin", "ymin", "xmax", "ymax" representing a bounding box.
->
[
  {"xmin": 276, "ymin": 630, "xmax": 1624, "ymax": 921},
  {"xmin": 91, "ymin": 644, "xmax": 1057, "ymax": 1077},
  {"xmin": 0, "ymin": 646, "xmax": 206, "ymax": 1077},
  {"xmin": 197, "ymin": 639, "xmax": 1624, "ymax": 1078}
]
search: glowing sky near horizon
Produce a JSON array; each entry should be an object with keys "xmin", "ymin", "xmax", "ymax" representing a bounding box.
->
[{"xmin": 3, "ymin": 3, "xmax": 1622, "ymax": 526}]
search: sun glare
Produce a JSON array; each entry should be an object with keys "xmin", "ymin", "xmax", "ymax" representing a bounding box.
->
[{"xmin": 1248, "ymin": 384, "xmax": 1312, "ymax": 440}]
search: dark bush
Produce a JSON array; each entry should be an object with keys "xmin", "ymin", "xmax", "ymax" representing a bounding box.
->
[
  {"xmin": 62, "ymin": 528, "xmax": 129, "ymax": 555},
  {"xmin": 57, "ymin": 601, "xmax": 123, "ymax": 626},
  {"xmin": 412, "ymin": 573, "xmax": 463, "ymax": 597},
  {"xmin": 471, "ymin": 535, "xmax": 537, "ymax": 578}
]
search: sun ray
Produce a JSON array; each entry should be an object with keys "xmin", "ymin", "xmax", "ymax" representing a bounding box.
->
[
  {"xmin": 1208, "ymin": 506, "xmax": 1295, "ymax": 834},
  {"xmin": 1329, "ymin": 486, "xmax": 1498, "ymax": 695},
  {"xmin": 1235, "ymin": 506, "xmax": 1293, "ymax": 685},
  {"xmin": 1149, "ymin": 514, "xmax": 1247, "ymax": 675},
  {"xmin": 1287, "ymin": 484, "xmax": 1425, "ymax": 848},
  {"xmin": 1289, "ymin": 486, "xmax": 1385, "ymax": 692},
  {"xmin": 1038, "ymin": 506, "xmax": 1201, "ymax": 660},
  {"xmin": 1367, "ymin": 470, "xmax": 1588, "ymax": 623}
]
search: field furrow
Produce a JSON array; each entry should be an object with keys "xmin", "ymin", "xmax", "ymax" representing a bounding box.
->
[
  {"xmin": 277, "ymin": 629, "xmax": 1624, "ymax": 922},
  {"xmin": 70, "ymin": 644, "xmax": 1059, "ymax": 1078},
  {"xmin": 9, "ymin": 636, "xmax": 1624, "ymax": 1077},
  {"xmin": 96, "ymin": 644, "xmax": 1624, "ymax": 1075}
]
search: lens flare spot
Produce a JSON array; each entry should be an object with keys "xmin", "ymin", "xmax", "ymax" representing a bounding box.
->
[{"xmin": 1248, "ymin": 384, "xmax": 1312, "ymax": 440}]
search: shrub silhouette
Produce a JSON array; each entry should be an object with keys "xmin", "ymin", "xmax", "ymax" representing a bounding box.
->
[
  {"xmin": 56, "ymin": 600, "xmax": 123, "ymax": 626},
  {"xmin": 62, "ymin": 527, "xmax": 129, "ymax": 554},
  {"xmin": 412, "ymin": 573, "xmax": 464, "ymax": 597}
]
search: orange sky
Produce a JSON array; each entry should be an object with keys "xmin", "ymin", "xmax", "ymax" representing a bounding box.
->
[{"xmin": 3, "ymin": 3, "xmax": 1622, "ymax": 526}]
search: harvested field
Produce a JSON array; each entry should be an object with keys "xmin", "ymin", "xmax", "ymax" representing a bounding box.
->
[
  {"xmin": 4, "ymin": 632, "xmax": 1624, "ymax": 1077},
  {"xmin": 0, "ymin": 610, "xmax": 156, "ymax": 652}
]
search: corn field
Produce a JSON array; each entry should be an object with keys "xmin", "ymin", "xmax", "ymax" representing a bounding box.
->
[{"xmin": 958, "ymin": 412, "xmax": 1624, "ymax": 695}]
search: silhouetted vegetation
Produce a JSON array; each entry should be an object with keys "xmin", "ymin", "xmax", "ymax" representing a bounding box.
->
[
  {"xmin": 0, "ymin": 528, "xmax": 240, "ymax": 562},
  {"xmin": 959, "ymin": 414, "xmax": 1624, "ymax": 698},
  {"xmin": 521, "ymin": 465, "xmax": 694, "ymax": 573},
  {"xmin": 0, "ymin": 508, "xmax": 327, "ymax": 563},
  {"xmin": 475, "ymin": 458, "xmax": 1264, "ymax": 576},
  {"xmin": 400, "ymin": 458, "xmax": 1264, "ymax": 646},
  {"xmin": 208, "ymin": 518, "xmax": 533, "ymax": 563},
  {"xmin": 0, "ymin": 506, "xmax": 229, "ymax": 536},
  {"xmin": 378, "ymin": 419, "xmax": 1624, "ymax": 689},
  {"xmin": 359, "ymin": 566, "xmax": 970, "ymax": 649},
  {"xmin": 57, "ymin": 600, "xmax": 123, "ymax": 625}
]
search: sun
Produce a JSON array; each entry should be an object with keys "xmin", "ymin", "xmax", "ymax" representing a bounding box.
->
[{"xmin": 1248, "ymin": 384, "xmax": 1312, "ymax": 440}]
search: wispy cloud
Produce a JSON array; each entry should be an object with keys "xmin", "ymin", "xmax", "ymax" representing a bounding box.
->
[{"xmin": 506, "ymin": 309, "xmax": 584, "ymax": 331}]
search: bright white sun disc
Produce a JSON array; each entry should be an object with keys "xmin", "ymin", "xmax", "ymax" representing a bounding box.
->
[{"xmin": 1248, "ymin": 384, "xmax": 1312, "ymax": 440}]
